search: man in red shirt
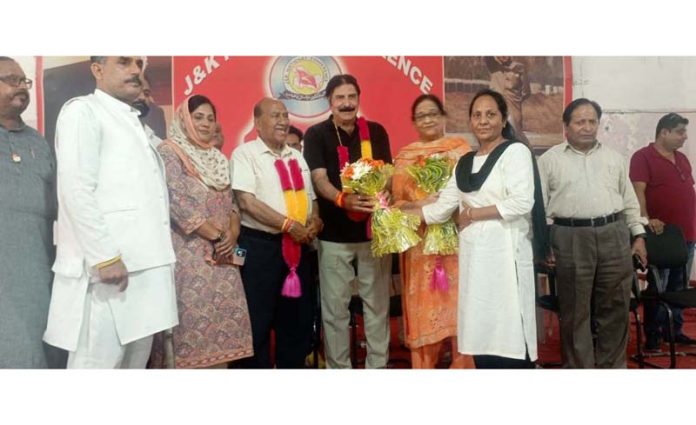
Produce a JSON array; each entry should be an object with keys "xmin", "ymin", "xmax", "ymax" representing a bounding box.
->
[{"xmin": 630, "ymin": 112, "xmax": 696, "ymax": 350}]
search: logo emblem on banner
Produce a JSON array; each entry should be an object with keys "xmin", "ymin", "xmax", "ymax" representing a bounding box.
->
[{"xmin": 269, "ymin": 56, "xmax": 342, "ymax": 118}]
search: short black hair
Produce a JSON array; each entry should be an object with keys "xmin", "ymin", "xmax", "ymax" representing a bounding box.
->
[
  {"xmin": 187, "ymin": 94, "xmax": 217, "ymax": 118},
  {"xmin": 288, "ymin": 125, "xmax": 303, "ymax": 141},
  {"xmin": 655, "ymin": 112, "xmax": 689, "ymax": 138},
  {"xmin": 325, "ymin": 74, "xmax": 360, "ymax": 99},
  {"xmin": 562, "ymin": 98, "xmax": 602, "ymax": 125},
  {"xmin": 411, "ymin": 94, "xmax": 446, "ymax": 122},
  {"xmin": 90, "ymin": 56, "xmax": 107, "ymax": 64}
]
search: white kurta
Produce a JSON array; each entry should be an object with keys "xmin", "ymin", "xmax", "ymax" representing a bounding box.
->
[
  {"xmin": 423, "ymin": 143, "xmax": 537, "ymax": 360},
  {"xmin": 44, "ymin": 90, "xmax": 178, "ymax": 351}
]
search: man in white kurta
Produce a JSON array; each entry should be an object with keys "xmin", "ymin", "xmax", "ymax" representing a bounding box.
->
[{"xmin": 43, "ymin": 56, "xmax": 178, "ymax": 368}]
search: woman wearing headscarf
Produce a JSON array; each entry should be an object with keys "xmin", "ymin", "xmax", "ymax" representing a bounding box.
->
[{"xmin": 151, "ymin": 95, "xmax": 253, "ymax": 368}]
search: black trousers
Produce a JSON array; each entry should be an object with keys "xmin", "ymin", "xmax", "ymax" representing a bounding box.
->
[
  {"xmin": 473, "ymin": 352, "xmax": 535, "ymax": 369},
  {"xmin": 236, "ymin": 227, "xmax": 313, "ymax": 368}
]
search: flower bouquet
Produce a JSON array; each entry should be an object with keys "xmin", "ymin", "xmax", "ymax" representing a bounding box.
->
[
  {"xmin": 407, "ymin": 154, "xmax": 457, "ymax": 291},
  {"xmin": 340, "ymin": 158, "xmax": 421, "ymax": 257}
]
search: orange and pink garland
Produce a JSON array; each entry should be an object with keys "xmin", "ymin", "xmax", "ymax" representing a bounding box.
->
[{"xmin": 274, "ymin": 158, "xmax": 308, "ymax": 298}]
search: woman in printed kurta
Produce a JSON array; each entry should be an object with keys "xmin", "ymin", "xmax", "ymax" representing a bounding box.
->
[
  {"xmin": 151, "ymin": 95, "xmax": 253, "ymax": 368},
  {"xmin": 391, "ymin": 94, "xmax": 474, "ymax": 368}
]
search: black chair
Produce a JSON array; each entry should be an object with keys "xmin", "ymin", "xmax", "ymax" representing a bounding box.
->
[
  {"xmin": 348, "ymin": 295, "xmax": 365, "ymax": 367},
  {"xmin": 349, "ymin": 294, "xmax": 410, "ymax": 368},
  {"xmin": 630, "ymin": 224, "xmax": 696, "ymax": 368},
  {"xmin": 307, "ymin": 250, "xmax": 322, "ymax": 368}
]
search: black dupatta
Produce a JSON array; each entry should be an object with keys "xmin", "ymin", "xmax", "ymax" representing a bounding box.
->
[{"xmin": 455, "ymin": 140, "xmax": 549, "ymax": 261}]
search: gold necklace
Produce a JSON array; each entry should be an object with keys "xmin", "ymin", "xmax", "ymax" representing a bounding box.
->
[
  {"xmin": 333, "ymin": 121, "xmax": 356, "ymax": 146},
  {"xmin": 333, "ymin": 122, "xmax": 346, "ymax": 148}
]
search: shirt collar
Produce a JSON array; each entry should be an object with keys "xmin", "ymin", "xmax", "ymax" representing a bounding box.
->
[
  {"xmin": 94, "ymin": 89, "xmax": 139, "ymax": 114},
  {"xmin": 648, "ymin": 142, "xmax": 681, "ymax": 161},
  {"xmin": 0, "ymin": 120, "xmax": 27, "ymax": 133},
  {"xmin": 253, "ymin": 137, "xmax": 293, "ymax": 159},
  {"xmin": 563, "ymin": 140, "xmax": 602, "ymax": 155}
]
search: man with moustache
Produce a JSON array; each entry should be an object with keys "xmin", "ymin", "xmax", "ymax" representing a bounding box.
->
[
  {"xmin": 43, "ymin": 56, "xmax": 178, "ymax": 368},
  {"xmin": 0, "ymin": 57, "xmax": 66, "ymax": 368},
  {"xmin": 231, "ymin": 98, "xmax": 322, "ymax": 368},
  {"xmin": 303, "ymin": 74, "xmax": 393, "ymax": 368},
  {"xmin": 630, "ymin": 113, "xmax": 696, "ymax": 350},
  {"xmin": 539, "ymin": 98, "xmax": 647, "ymax": 368}
]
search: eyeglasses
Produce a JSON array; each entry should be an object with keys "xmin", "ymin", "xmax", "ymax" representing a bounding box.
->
[
  {"xmin": 414, "ymin": 111, "xmax": 442, "ymax": 123},
  {"xmin": 0, "ymin": 75, "xmax": 33, "ymax": 89}
]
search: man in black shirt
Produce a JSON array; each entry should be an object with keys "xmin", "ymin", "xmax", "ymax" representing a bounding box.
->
[{"xmin": 303, "ymin": 74, "xmax": 392, "ymax": 368}]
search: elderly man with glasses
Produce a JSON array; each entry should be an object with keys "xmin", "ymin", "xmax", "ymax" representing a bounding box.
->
[
  {"xmin": 630, "ymin": 112, "xmax": 696, "ymax": 351},
  {"xmin": 0, "ymin": 57, "xmax": 67, "ymax": 368}
]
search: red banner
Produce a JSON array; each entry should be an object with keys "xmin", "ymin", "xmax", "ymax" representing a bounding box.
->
[{"xmin": 172, "ymin": 56, "xmax": 444, "ymax": 156}]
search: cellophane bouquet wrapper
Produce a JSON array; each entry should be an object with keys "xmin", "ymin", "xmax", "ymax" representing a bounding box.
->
[
  {"xmin": 407, "ymin": 154, "xmax": 458, "ymax": 255},
  {"xmin": 340, "ymin": 158, "xmax": 421, "ymax": 257}
]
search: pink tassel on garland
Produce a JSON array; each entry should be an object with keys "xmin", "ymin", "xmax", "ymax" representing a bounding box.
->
[
  {"xmin": 431, "ymin": 255, "xmax": 449, "ymax": 292},
  {"xmin": 276, "ymin": 158, "xmax": 303, "ymax": 298},
  {"xmin": 281, "ymin": 234, "xmax": 302, "ymax": 298}
]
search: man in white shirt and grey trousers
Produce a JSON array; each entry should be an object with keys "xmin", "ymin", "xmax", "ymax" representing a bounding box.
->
[
  {"xmin": 43, "ymin": 56, "xmax": 178, "ymax": 368},
  {"xmin": 539, "ymin": 98, "xmax": 647, "ymax": 368}
]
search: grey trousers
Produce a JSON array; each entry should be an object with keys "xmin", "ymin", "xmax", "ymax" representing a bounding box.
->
[
  {"xmin": 318, "ymin": 240, "xmax": 391, "ymax": 368},
  {"xmin": 552, "ymin": 221, "xmax": 633, "ymax": 368}
]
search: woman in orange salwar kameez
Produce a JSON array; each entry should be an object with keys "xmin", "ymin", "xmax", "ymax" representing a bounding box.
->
[{"xmin": 392, "ymin": 94, "xmax": 475, "ymax": 368}]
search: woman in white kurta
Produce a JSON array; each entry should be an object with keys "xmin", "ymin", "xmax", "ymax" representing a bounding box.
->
[{"xmin": 407, "ymin": 89, "xmax": 540, "ymax": 368}]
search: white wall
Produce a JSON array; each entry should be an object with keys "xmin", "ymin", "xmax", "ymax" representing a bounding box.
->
[
  {"xmin": 573, "ymin": 56, "xmax": 696, "ymax": 166},
  {"xmin": 573, "ymin": 57, "xmax": 696, "ymax": 111}
]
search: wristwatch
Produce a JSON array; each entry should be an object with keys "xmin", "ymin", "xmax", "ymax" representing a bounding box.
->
[{"xmin": 213, "ymin": 230, "xmax": 225, "ymax": 243}]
